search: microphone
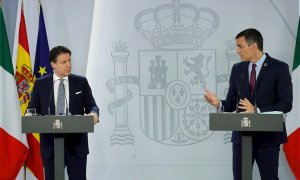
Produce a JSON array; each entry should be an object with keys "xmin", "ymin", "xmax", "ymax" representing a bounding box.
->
[
  {"xmin": 253, "ymin": 87, "xmax": 257, "ymax": 114},
  {"xmin": 62, "ymin": 81, "xmax": 69, "ymax": 115},
  {"xmin": 236, "ymin": 72, "xmax": 244, "ymax": 113},
  {"xmin": 48, "ymin": 81, "xmax": 55, "ymax": 115}
]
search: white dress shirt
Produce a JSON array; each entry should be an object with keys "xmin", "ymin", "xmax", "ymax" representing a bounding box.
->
[{"xmin": 53, "ymin": 73, "xmax": 70, "ymax": 114}]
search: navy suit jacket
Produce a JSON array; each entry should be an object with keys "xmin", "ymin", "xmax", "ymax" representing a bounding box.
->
[
  {"xmin": 28, "ymin": 73, "xmax": 99, "ymax": 160},
  {"xmin": 221, "ymin": 53, "xmax": 293, "ymax": 146}
]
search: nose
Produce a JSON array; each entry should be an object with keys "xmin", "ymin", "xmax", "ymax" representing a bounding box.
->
[
  {"xmin": 66, "ymin": 61, "xmax": 71, "ymax": 67},
  {"xmin": 236, "ymin": 48, "xmax": 240, "ymax": 54}
]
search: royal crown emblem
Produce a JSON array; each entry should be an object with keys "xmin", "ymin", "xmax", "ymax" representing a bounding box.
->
[
  {"xmin": 53, "ymin": 119, "xmax": 63, "ymax": 130},
  {"xmin": 241, "ymin": 117, "xmax": 251, "ymax": 128},
  {"xmin": 15, "ymin": 64, "xmax": 34, "ymax": 106},
  {"xmin": 134, "ymin": 0, "xmax": 220, "ymax": 49}
]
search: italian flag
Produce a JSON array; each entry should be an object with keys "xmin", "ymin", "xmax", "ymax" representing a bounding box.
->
[
  {"xmin": 0, "ymin": 7, "xmax": 28, "ymax": 179},
  {"xmin": 283, "ymin": 18, "xmax": 300, "ymax": 179}
]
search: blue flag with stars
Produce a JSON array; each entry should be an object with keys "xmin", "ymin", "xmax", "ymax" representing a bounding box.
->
[{"xmin": 33, "ymin": 4, "xmax": 52, "ymax": 79}]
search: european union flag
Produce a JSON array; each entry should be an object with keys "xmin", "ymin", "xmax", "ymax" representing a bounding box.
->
[{"xmin": 33, "ymin": 4, "xmax": 52, "ymax": 79}]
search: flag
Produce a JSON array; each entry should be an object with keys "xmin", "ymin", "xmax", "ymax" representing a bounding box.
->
[
  {"xmin": 15, "ymin": 5, "xmax": 44, "ymax": 180},
  {"xmin": 0, "ymin": 6, "xmax": 28, "ymax": 179},
  {"xmin": 33, "ymin": 3, "xmax": 52, "ymax": 79},
  {"xmin": 283, "ymin": 18, "xmax": 300, "ymax": 179},
  {"xmin": 27, "ymin": 3, "xmax": 51, "ymax": 179},
  {"xmin": 15, "ymin": 6, "xmax": 34, "ymax": 115}
]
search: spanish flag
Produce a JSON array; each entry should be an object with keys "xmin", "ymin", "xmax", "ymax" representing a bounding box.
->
[{"xmin": 15, "ymin": 4, "xmax": 44, "ymax": 180}]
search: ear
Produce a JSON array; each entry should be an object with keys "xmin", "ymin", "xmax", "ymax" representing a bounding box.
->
[
  {"xmin": 252, "ymin": 43, "xmax": 258, "ymax": 50},
  {"xmin": 50, "ymin": 61, "xmax": 55, "ymax": 69}
]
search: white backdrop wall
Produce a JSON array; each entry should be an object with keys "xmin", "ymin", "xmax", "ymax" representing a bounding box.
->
[
  {"xmin": 86, "ymin": 0, "xmax": 298, "ymax": 180},
  {"xmin": 1, "ymin": 0, "xmax": 299, "ymax": 179}
]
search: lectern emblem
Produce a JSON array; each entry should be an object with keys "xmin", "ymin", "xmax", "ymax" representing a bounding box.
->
[
  {"xmin": 241, "ymin": 117, "xmax": 251, "ymax": 128},
  {"xmin": 53, "ymin": 119, "xmax": 63, "ymax": 130}
]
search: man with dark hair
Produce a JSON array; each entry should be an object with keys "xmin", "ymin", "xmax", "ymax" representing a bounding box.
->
[
  {"xmin": 205, "ymin": 28, "xmax": 293, "ymax": 179},
  {"xmin": 28, "ymin": 46, "xmax": 99, "ymax": 180},
  {"xmin": 48, "ymin": 45, "xmax": 72, "ymax": 64}
]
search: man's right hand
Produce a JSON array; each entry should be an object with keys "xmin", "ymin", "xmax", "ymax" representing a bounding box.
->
[{"xmin": 204, "ymin": 88, "xmax": 220, "ymax": 107}]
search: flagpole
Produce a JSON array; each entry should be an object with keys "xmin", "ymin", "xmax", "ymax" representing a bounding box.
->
[
  {"xmin": 23, "ymin": 165, "xmax": 26, "ymax": 180},
  {"xmin": 21, "ymin": 1, "xmax": 26, "ymax": 179},
  {"xmin": 38, "ymin": 0, "xmax": 40, "ymax": 14}
]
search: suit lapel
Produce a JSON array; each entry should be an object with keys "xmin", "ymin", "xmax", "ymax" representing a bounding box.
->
[
  {"xmin": 47, "ymin": 75, "xmax": 55, "ymax": 115},
  {"xmin": 241, "ymin": 62, "xmax": 251, "ymax": 97},
  {"xmin": 68, "ymin": 74, "xmax": 75, "ymax": 113},
  {"xmin": 255, "ymin": 57, "xmax": 270, "ymax": 91}
]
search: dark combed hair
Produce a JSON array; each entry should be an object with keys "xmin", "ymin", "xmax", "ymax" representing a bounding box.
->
[
  {"xmin": 49, "ymin": 46, "xmax": 72, "ymax": 63},
  {"xmin": 235, "ymin": 28, "xmax": 263, "ymax": 51}
]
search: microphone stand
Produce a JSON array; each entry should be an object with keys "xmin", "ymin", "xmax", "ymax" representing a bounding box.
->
[
  {"xmin": 236, "ymin": 72, "xmax": 244, "ymax": 113},
  {"xmin": 253, "ymin": 88, "xmax": 257, "ymax": 114},
  {"xmin": 62, "ymin": 82, "xmax": 69, "ymax": 115},
  {"xmin": 48, "ymin": 82, "xmax": 55, "ymax": 116}
]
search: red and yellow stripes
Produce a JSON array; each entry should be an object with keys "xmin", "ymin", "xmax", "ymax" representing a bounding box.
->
[
  {"xmin": 15, "ymin": 8, "xmax": 34, "ymax": 115},
  {"xmin": 15, "ymin": 7, "xmax": 44, "ymax": 180}
]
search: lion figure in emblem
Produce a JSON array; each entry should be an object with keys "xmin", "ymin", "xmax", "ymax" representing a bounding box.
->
[{"xmin": 183, "ymin": 53, "xmax": 211, "ymax": 87}]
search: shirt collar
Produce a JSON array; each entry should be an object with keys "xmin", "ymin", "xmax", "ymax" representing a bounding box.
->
[
  {"xmin": 53, "ymin": 72, "xmax": 68, "ymax": 83},
  {"xmin": 250, "ymin": 53, "xmax": 266, "ymax": 68}
]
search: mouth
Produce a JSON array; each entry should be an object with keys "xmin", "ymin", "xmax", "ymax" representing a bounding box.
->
[{"xmin": 65, "ymin": 70, "xmax": 71, "ymax": 74}]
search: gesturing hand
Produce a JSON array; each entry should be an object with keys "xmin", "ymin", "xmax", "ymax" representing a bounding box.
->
[{"xmin": 204, "ymin": 88, "xmax": 220, "ymax": 107}]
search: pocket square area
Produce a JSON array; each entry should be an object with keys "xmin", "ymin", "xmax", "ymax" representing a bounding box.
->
[{"xmin": 76, "ymin": 91, "xmax": 82, "ymax": 94}]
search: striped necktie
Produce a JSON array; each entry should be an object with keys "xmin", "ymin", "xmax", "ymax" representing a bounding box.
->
[{"xmin": 56, "ymin": 79, "xmax": 65, "ymax": 115}]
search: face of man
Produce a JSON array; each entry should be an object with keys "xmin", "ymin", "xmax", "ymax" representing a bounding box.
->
[
  {"xmin": 236, "ymin": 36, "xmax": 255, "ymax": 62},
  {"xmin": 51, "ymin": 53, "xmax": 72, "ymax": 78}
]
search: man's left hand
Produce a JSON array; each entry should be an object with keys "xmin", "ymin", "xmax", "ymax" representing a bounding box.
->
[
  {"xmin": 238, "ymin": 98, "xmax": 255, "ymax": 113},
  {"xmin": 87, "ymin": 112, "xmax": 99, "ymax": 125}
]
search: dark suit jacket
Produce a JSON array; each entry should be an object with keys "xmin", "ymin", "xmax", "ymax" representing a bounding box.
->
[
  {"xmin": 28, "ymin": 73, "xmax": 99, "ymax": 160},
  {"xmin": 221, "ymin": 53, "xmax": 293, "ymax": 146}
]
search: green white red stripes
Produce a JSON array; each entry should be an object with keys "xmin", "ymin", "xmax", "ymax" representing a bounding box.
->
[{"xmin": 0, "ymin": 7, "xmax": 28, "ymax": 179}]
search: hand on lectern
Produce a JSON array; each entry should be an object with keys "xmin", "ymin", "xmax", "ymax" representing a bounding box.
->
[
  {"xmin": 238, "ymin": 98, "xmax": 255, "ymax": 113},
  {"xmin": 87, "ymin": 112, "xmax": 99, "ymax": 125}
]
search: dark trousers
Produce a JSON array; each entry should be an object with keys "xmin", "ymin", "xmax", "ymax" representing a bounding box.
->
[
  {"xmin": 43, "ymin": 150, "xmax": 87, "ymax": 180},
  {"xmin": 232, "ymin": 143, "xmax": 280, "ymax": 180}
]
